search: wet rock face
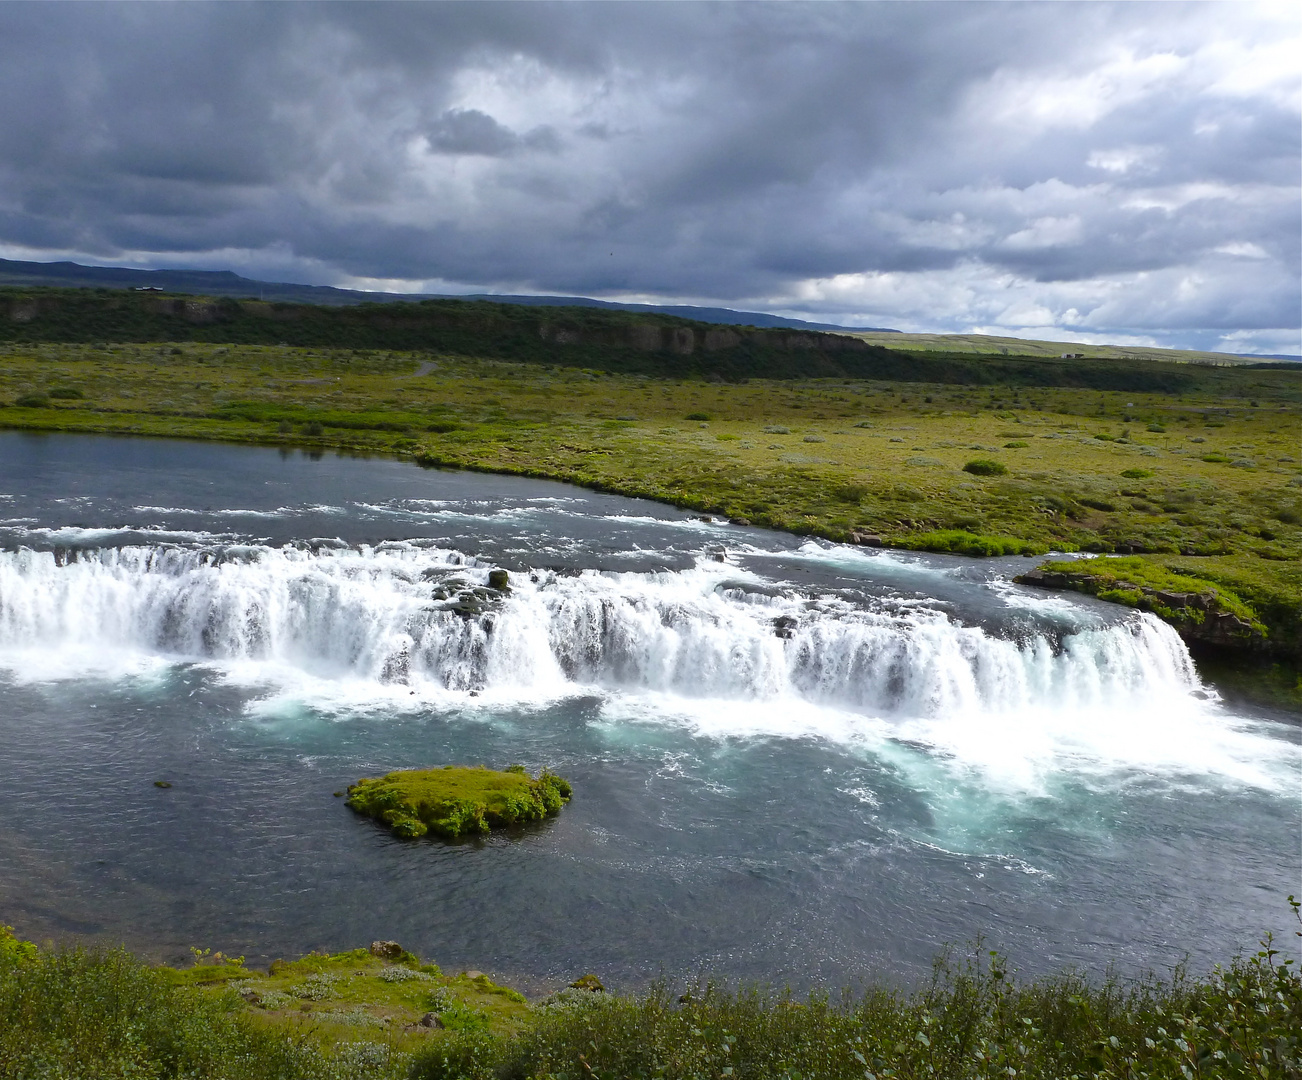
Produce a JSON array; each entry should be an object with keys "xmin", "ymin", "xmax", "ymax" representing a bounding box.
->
[
  {"xmin": 772, "ymin": 615, "xmax": 798, "ymax": 640},
  {"xmin": 427, "ymin": 571, "xmax": 510, "ymax": 618}
]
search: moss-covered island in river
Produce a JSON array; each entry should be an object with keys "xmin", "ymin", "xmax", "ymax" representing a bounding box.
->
[{"xmin": 346, "ymin": 764, "xmax": 572, "ymax": 839}]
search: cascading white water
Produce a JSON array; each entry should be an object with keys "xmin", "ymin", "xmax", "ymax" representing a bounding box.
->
[
  {"xmin": 0, "ymin": 540, "xmax": 1198, "ymax": 713},
  {"xmin": 14, "ymin": 539, "xmax": 1288, "ymax": 794}
]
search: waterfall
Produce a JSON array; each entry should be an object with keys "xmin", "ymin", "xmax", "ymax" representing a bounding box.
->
[{"xmin": 0, "ymin": 541, "xmax": 1200, "ymax": 715}]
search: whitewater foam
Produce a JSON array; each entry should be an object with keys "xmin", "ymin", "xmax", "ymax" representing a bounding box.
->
[{"xmin": 0, "ymin": 540, "xmax": 1292, "ymax": 793}]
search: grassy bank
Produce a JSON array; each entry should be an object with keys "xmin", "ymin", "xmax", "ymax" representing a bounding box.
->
[
  {"xmin": 3, "ymin": 920, "xmax": 1299, "ymax": 1079},
  {"xmin": 1020, "ymin": 556, "xmax": 1301, "ymax": 649}
]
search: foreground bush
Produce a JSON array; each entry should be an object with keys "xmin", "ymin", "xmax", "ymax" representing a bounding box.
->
[
  {"xmin": 0, "ymin": 930, "xmax": 407, "ymax": 1080},
  {"xmin": 3, "ymin": 915, "xmax": 1299, "ymax": 1079},
  {"xmin": 416, "ymin": 924, "xmax": 1302, "ymax": 1080}
]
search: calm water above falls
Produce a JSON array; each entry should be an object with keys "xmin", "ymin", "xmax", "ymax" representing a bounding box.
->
[{"xmin": 0, "ymin": 431, "xmax": 1296, "ymax": 990}]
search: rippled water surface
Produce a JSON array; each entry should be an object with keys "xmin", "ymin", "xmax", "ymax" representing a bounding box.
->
[{"xmin": 0, "ymin": 432, "xmax": 1296, "ymax": 989}]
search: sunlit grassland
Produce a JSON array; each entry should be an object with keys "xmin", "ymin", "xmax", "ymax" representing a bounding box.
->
[{"xmin": 1, "ymin": 340, "xmax": 1299, "ymax": 660}]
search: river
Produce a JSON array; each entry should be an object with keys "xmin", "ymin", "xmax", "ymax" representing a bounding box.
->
[{"xmin": 0, "ymin": 431, "xmax": 1296, "ymax": 990}]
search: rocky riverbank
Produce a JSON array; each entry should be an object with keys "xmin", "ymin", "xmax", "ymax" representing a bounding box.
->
[{"xmin": 1017, "ymin": 554, "xmax": 1302, "ymax": 708}]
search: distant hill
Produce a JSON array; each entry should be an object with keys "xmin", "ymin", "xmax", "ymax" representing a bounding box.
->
[
  {"xmin": 0, "ymin": 285, "xmax": 1246, "ymax": 394},
  {"xmin": 840, "ymin": 330, "xmax": 1299, "ymax": 367},
  {"xmin": 0, "ymin": 258, "xmax": 895, "ymax": 334}
]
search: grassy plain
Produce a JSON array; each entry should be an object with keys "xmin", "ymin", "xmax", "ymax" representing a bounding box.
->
[
  {"xmin": 1, "ymin": 339, "xmax": 1298, "ymax": 665},
  {"xmin": 1, "ymin": 341, "xmax": 1298, "ymax": 545}
]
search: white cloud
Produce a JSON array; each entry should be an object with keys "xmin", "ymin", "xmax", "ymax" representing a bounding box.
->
[
  {"xmin": 967, "ymin": 50, "xmax": 1188, "ymax": 136},
  {"xmin": 1212, "ymin": 241, "xmax": 1269, "ymax": 259},
  {"xmin": 1087, "ymin": 145, "xmax": 1162, "ymax": 175},
  {"xmin": 1215, "ymin": 328, "xmax": 1301, "ymax": 355},
  {"xmin": 999, "ymin": 215, "xmax": 1083, "ymax": 251}
]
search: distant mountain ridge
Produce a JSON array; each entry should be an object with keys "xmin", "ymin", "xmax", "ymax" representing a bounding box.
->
[{"xmin": 0, "ymin": 257, "xmax": 896, "ymax": 334}]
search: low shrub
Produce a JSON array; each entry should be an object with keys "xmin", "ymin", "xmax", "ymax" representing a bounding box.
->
[
  {"xmin": 13, "ymin": 393, "xmax": 48, "ymax": 408},
  {"xmin": 899, "ymin": 530, "xmax": 1041, "ymax": 557},
  {"xmin": 423, "ymin": 916, "xmax": 1302, "ymax": 1080},
  {"xmin": 962, "ymin": 459, "xmax": 1007, "ymax": 476},
  {"xmin": 0, "ymin": 943, "xmax": 368, "ymax": 1079}
]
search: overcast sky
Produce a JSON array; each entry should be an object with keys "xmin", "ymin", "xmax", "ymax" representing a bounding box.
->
[{"xmin": 0, "ymin": 2, "xmax": 1297, "ymax": 352}]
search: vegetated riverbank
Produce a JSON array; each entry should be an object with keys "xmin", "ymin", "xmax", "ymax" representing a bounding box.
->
[
  {"xmin": 2, "ymin": 918, "xmax": 1299, "ymax": 1080},
  {"xmin": 1, "ymin": 333, "xmax": 1298, "ymax": 697}
]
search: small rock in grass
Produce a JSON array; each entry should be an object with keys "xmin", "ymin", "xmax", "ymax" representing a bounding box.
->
[{"xmin": 370, "ymin": 940, "xmax": 405, "ymax": 961}]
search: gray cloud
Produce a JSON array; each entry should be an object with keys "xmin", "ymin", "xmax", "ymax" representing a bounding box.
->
[
  {"xmin": 426, "ymin": 109, "xmax": 559, "ymax": 156},
  {"xmin": 0, "ymin": 1, "xmax": 1296, "ymax": 351}
]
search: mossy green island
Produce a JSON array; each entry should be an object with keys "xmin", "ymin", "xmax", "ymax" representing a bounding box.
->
[{"xmin": 346, "ymin": 765, "xmax": 572, "ymax": 839}]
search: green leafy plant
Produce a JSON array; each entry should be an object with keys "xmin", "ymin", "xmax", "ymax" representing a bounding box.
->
[{"xmin": 962, "ymin": 458, "xmax": 1007, "ymax": 476}]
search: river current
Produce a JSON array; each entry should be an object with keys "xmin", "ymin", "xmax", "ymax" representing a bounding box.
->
[{"xmin": 0, "ymin": 431, "xmax": 1296, "ymax": 990}]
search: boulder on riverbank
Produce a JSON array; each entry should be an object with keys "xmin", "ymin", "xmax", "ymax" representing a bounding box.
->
[{"xmin": 346, "ymin": 764, "xmax": 572, "ymax": 840}]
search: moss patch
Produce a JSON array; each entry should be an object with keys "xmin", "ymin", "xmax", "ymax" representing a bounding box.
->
[
  {"xmin": 156, "ymin": 942, "xmax": 532, "ymax": 1055},
  {"xmin": 346, "ymin": 765, "xmax": 572, "ymax": 840}
]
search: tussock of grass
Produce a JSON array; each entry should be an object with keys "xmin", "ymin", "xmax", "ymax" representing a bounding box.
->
[
  {"xmin": 897, "ymin": 530, "xmax": 1044, "ymax": 557},
  {"xmin": 346, "ymin": 765, "xmax": 572, "ymax": 840}
]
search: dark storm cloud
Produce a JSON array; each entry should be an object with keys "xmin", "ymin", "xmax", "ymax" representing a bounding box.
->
[{"xmin": 0, "ymin": 1, "xmax": 1296, "ymax": 350}]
